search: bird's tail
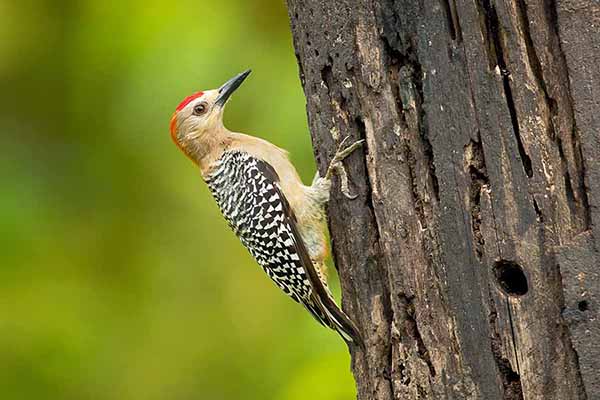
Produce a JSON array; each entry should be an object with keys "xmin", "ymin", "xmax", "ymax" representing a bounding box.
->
[
  {"xmin": 321, "ymin": 297, "xmax": 364, "ymax": 348},
  {"xmin": 306, "ymin": 290, "xmax": 364, "ymax": 348}
]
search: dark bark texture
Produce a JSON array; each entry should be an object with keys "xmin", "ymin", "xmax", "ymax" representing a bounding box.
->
[{"xmin": 286, "ymin": 1, "xmax": 599, "ymax": 399}]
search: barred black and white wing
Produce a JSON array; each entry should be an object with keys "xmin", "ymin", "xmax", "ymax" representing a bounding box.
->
[{"xmin": 205, "ymin": 151, "xmax": 362, "ymax": 345}]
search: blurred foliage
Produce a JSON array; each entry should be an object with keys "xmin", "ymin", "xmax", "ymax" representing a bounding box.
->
[{"xmin": 0, "ymin": 0, "xmax": 355, "ymax": 398}]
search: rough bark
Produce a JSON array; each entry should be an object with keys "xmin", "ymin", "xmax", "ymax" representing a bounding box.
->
[{"xmin": 286, "ymin": 1, "xmax": 599, "ymax": 399}]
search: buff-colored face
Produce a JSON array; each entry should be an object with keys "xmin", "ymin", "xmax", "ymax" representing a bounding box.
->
[
  {"xmin": 170, "ymin": 70, "xmax": 251, "ymax": 152},
  {"xmin": 170, "ymin": 90, "xmax": 223, "ymax": 146}
]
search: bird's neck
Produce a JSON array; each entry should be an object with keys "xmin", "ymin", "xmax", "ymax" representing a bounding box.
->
[{"xmin": 185, "ymin": 126, "xmax": 234, "ymax": 176}]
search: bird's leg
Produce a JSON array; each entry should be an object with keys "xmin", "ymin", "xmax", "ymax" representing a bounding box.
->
[{"xmin": 324, "ymin": 137, "xmax": 365, "ymax": 199}]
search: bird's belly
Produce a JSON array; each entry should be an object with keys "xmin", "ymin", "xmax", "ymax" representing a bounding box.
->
[{"xmin": 298, "ymin": 223, "xmax": 327, "ymax": 262}]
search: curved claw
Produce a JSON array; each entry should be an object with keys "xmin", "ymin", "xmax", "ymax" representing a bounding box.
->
[
  {"xmin": 333, "ymin": 139, "xmax": 365, "ymax": 164},
  {"xmin": 335, "ymin": 160, "xmax": 358, "ymax": 200},
  {"xmin": 343, "ymin": 191, "xmax": 359, "ymax": 200},
  {"xmin": 338, "ymin": 135, "xmax": 351, "ymax": 149}
]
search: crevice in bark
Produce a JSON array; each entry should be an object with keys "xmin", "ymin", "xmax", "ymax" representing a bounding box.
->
[
  {"xmin": 402, "ymin": 294, "xmax": 437, "ymax": 378},
  {"xmin": 320, "ymin": 65, "xmax": 332, "ymax": 89},
  {"xmin": 564, "ymin": 168, "xmax": 578, "ymax": 220},
  {"xmin": 380, "ymin": 13, "xmax": 441, "ymax": 206},
  {"xmin": 376, "ymin": 0, "xmax": 412, "ymax": 56},
  {"xmin": 386, "ymin": 46, "xmax": 408, "ymax": 130},
  {"xmin": 465, "ymin": 135, "xmax": 490, "ymax": 260},
  {"xmin": 441, "ymin": 0, "xmax": 457, "ymax": 41},
  {"xmin": 506, "ymin": 302, "xmax": 521, "ymax": 374},
  {"xmin": 489, "ymin": 293, "xmax": 524, "ymax": 400},
  {"xmin": 355, "ymin": 116, "xmax": 379, "ymax": 244},
  {"xmin": 381, "ymin": 35, "xmax": 441, "ymax": 208},
  {"xmin": 409, "ymin": 59, "xmax": 440, "ymax": 206},
  {"xmin": 564, "ymin": 125, "xmax": 591, "ymax": 230},
  {"xmin": 497, "ymin": 49, "xmax": 533, "ymax": 180},
  {"xmin": 397, "ymin": 360, "xmax": 410, "ymax": 386},
  {"xmin": 557, "ymin": 135, "xmax": 590, "ymax": 230},
  {"xmin": 556, "ymin": 137, "xmax": 573, "ymax": 216},
  {"xmin": 405, "ymin": 141, "xmax": 425, "ymax": 226},
  {"xmin": 533, "ymin": 197, "xmax": 543, "ymax": 223},
  {"xmin": 476, "ymin": 0, "xmax": 498, "ymax": 70},
  {"xmin": 320, "ymin": 56, "xmax": 334, "ymax": 90},
  {"xmin": 423, "ymin": 133, "xmax": 441, "ymax": 204},
  {"xmin": 481, "ymin": 0, "xmax": 533, "ymax": 178},
  {"xmin": 441, "ymin": 0, "xmax": 463, "ymax": 43},
  {"xmin": 515, "ymin": 0, "xmax": 549, "ymax": 105},
  {"xmin": 544, "ymin": 0, "xmax": 560, "ymax": 39},
  {"xmin": 547, "ymin": 0, "xmax": 593, "ymax": 230},
  {"xmin": 574, "ymin": 140, "xmax": 591, "ymax": 229},
  {"xmin": 515, "ymin": 0, "xmax": 590, "ymax": 230},
  {"xmin": 451, "ymin": 0, "xmax": 463, "ymax": 43}
]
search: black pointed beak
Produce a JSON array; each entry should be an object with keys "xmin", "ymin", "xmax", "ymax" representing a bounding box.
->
[{"xmin": 215, "ymin": 69, "xmax": 251, "ymax": 107}]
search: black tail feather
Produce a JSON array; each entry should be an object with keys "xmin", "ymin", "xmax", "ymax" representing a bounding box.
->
[{"xmin": 305, "ymin": 296, "xmax": 364, "ymax": 348}]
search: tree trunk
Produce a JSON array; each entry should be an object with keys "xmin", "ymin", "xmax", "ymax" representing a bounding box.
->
[{"xmin": 286, "ymin": 1, "xmax": 599, "ymax": 399}]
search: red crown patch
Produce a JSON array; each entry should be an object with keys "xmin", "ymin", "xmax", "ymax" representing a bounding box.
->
[{"xmin": 175, "ymin": 91, "xmax": 204, "ymax": 111}]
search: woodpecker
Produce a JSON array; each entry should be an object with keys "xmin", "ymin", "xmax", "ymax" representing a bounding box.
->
[{"xmin": 170, "ymin": 70, "xmax": 364, "ymax": 346}]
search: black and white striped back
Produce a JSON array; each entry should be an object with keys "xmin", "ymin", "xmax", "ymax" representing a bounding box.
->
[{"xmin": 205, "ymin": 151, "xmax": 313, "ymax": 303}]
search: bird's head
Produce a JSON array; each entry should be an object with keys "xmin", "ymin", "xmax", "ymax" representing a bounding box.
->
[{"xmin": 170, "ymin": 69, "xmax": 251, "ymax": 160}]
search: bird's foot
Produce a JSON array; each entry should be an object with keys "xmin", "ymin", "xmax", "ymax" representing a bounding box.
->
[{"xmin": 325, "ymin": 137, "xmax": 365, "ymax": 199}]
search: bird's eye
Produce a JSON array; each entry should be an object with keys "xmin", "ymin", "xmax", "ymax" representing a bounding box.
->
[{"xmin": 193, "ymin": 102, "xmax": 207, "ymax": 115}]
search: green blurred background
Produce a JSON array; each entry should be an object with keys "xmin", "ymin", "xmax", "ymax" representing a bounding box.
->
[{"xmin": 0, "ymin": 1, "xmax": 354, "ymax": 398}]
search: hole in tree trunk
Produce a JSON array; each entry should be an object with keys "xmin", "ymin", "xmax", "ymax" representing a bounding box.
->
[
  {"xmin": 578, "ymin": 300, "xmax": 589, "ymax": 312},
  {"xmin": 494, "ymin": 260, "xmax": 528, "ymax": 296}
]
